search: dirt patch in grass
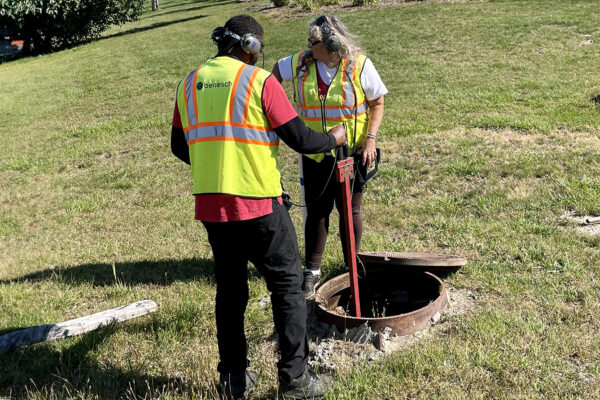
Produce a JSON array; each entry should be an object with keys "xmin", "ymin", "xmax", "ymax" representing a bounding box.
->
[{"xmin": 561, "ymin": 210, "xmax": 600, "ymax": 236}]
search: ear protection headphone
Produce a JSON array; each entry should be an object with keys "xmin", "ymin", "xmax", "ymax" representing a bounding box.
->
[
  {"xmin": 211, "ymin": 27, "xmax": 263, "ymax": 55},
  {"xmin": 315, "ymin": 16, "xmax": 341, "ymax": 53}
]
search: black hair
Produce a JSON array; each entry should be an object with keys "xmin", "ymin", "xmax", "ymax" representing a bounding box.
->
[{"xmin": 217, "ymin": 15, "xmax": 264, "ymax": 53}]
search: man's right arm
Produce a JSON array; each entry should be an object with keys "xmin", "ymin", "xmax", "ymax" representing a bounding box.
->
[
  {"xmin": 273, "ymin": 116, "xmax": 345, "ymax": 153},
  {"xmin": 263, "ymin": 76, "xmax": 345, "ymax": 153}
]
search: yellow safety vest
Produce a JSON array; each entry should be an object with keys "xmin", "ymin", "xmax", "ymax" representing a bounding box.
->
[
  {"xmin": 176, "ymin": 57, "xmax": 281, "ymax": 198},
  {"xmin": 291, "ymin": 51, "xmax": 369, "ymax": 162}
]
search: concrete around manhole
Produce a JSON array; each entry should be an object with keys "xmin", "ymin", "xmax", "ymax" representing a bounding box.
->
[{"xmin": 305, "ymin": 285, "xmax": 478, "ymax": 372}]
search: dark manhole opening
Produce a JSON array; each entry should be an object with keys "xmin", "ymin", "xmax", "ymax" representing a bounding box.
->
[
  {"xmin": 330, "ymin": 271, "xmax": 441, "ymax": 318},
  {"xmin": 316, "ymin": 269, "xmax": 448, "ymax": 336},
  {"xmin": 315, "ymin": 252, "xmax": 467, "ymax": 336}
]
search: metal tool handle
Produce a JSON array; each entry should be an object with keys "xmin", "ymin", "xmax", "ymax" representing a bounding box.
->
[
  {"xmin": 336, "ymin": 122, "xmax": 350, "ymax": 161},
  {"xmin": 336, "ymin": 142, "xmax": 350, "ymax": 161}
]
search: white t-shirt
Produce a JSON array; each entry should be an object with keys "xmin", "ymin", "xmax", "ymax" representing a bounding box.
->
[{"xmin": 277, "ymin": 55, "xmax": 388, "ymax": 101}]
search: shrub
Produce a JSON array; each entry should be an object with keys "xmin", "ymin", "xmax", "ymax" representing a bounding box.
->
[
  {"xmin": 352, "ymin": 0, "xmax": 379, "ymax": 6},
  {"xmin": 295, "ymin": 0, "xmax": 318, "ymax": 11},
  {"xmin": 320, "ymin": 0, "xmax": 342, "ymax": 5},
  {"xmin": 272, "ymin": 0, "xmax": 289, "ymax": 7},
  {"xmin": 0, "ymin": 0, "xmax": 145, "ymax": 55}
]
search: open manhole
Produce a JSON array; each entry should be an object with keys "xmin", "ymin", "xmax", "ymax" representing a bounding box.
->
[{"xmin": 315, "ymin": 271, "xmax": 448, "ymax": 336}]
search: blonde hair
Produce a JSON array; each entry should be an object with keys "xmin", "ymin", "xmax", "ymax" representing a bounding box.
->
[{"xmin": 308, "ymin": 15, "xmax": 363, "ymax": 66}]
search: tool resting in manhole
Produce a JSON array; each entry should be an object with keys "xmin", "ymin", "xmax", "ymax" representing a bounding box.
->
[{"xmin": 335, "ymin": 142, "xmax": 362, "ymax": 317}]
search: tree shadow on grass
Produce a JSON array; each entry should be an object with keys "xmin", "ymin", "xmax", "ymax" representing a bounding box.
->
[
  {"xmin": 0, "ymin": 13, "xmax": 210, "ymax": 64},
  {"xmin": 140, "ymin": 0, "xmax": 236, "ymax": 20},
  {"xmin": 0, "ymin": 258, "xmax": 214, "ymax": 287},
  {"xmin": 157, "ymin": 0, "xmax": 213, "ymax": 9},
  {"xmin": 0, "ymin": 324, "xmax": 219, "ymax": 399},
  {"xmin": 0, "ymin": 257, "xmax": 265, "ymax": 287},
  {"xmin": 101, "ymin": 14, "xmax": 208, "ymax": 42}
]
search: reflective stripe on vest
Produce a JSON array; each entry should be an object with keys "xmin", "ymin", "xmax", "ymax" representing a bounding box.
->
[
  {"xmin": 291, "ymin": 51, "xmax": 369, "ymax": 162},
  {"xmin": 185, "ymin": 125, "xmax": 279, "ymax": 146},
  {"xmin": 296, "ymin": 102, "xmax": 368, "ymax": 121},
  {"xmin": 176, "ymin": 57, "xmax": 281, "ymax": 197}
]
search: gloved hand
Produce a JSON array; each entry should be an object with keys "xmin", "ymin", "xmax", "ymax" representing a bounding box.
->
[{"xmin": 328, "ymin": 124, "xmax": 347, "ymax": 147}]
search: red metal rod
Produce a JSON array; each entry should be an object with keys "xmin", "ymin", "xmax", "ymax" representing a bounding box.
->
[{"xmin": 335, "ymin": 157, "xmax": 361, "ymax": 318}]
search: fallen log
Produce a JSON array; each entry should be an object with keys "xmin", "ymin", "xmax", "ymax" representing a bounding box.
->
[
  {"xmin": 0, "ymin": 299, "xmax": 158, "ymax": 353},
  {"xmin": 585, "ymin": 216, "xmax": 600, "ymax": 225}
]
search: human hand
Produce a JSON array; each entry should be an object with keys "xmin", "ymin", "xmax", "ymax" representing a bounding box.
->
[
  {"xmin": 362, "ymin": 137, "xmax": 377, "ymax": 165},
  {"xmin": 328, "ymin": 124, "xmax": 347, "ymax": 147}
]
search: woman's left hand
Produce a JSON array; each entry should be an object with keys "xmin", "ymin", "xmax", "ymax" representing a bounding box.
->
[
  {"xmin": 363, "ymin": 96, "xmax": 384, "ymax": 166},
  {"xmin": 362, "ymin": 137, "xmax": 377, "ymax": 165}
]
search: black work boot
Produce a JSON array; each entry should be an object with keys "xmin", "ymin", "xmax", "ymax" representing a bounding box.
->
[
  {"xmin": 302, "ymin": 272, "xmax": 321, "ymax": 299},
  {"xmin": 219, "ymin": 370, "xmax": 258, "ymax": 399},
  {"xmin": 278, "ymin": 368, "xmax": 333, "ymax": 399}
]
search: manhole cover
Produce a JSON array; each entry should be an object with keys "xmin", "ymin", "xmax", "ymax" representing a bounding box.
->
[{"xmin": 357, "ymin": 251, "xmax": 467, "ymax": 273}]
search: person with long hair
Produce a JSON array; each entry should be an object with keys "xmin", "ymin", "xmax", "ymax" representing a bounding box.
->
[{"xmin": 273, "ymin": 15, "xmax": 387, "ymax": 298}]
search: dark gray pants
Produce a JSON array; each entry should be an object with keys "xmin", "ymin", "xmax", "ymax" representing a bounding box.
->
[{"xmin": 202, "ymin": 199, "xmax": 308, "ymax": 383}]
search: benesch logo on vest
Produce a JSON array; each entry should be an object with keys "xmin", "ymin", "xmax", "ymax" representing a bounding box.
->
[{"xmin": 196, "ymin": 81, "xmax": 233, "ymax": 90}]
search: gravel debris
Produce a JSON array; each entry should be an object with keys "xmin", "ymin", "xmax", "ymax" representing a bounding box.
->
[{"xmin": 303, "ymin": 286, "xmax": 477, "ymax": 371}]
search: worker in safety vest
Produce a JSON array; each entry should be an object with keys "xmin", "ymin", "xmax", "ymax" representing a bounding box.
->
[
  {"xmin": 171, "ymin": 15, "xmax": 345, "ymax": 400},
  {"xmin": 273, "ymin": 15, "xmax": 387, "ymax": 299}
]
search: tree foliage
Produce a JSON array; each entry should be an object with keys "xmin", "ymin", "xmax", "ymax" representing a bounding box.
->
[{"xmin": 0, "ymin": 0, "xmax": 145, "ymax": 55}]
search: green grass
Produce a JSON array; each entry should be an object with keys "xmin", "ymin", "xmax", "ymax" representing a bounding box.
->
[{"xmin": 1, "ymin": 0, "xmax": 600, "ymax": 398}]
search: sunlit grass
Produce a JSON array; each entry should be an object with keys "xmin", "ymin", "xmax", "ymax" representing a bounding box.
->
[{"xmin": 1, "ymin": 0, "xmax": 600, "ymax": 398}]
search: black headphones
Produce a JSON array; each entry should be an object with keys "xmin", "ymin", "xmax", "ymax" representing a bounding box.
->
[
  {"xmin": 315, "ymin": 16, "xmax": 341, "ymax": 53},
  {"xmin": 211, "ymin": 27, "xmax": 263, "ymax": 55}
]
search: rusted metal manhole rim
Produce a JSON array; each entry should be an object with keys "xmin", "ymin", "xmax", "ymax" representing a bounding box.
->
[
  {"xmin": 315, "ymin": 272, "xmax": 448, "ymax": 336},
  {"xmin": 357, "ymin": 251, "xmax": 467, "ymax": 272}
]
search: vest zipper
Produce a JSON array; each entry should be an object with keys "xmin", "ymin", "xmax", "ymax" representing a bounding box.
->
[{"xmin": 319, "ymin": 94, "xmax": 327, "ymax": 134}]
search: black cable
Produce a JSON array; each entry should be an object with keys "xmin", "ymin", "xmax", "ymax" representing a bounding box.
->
[
  {"xmin": 287, "ymin": 60, "xmax": 362, "ymax": 209},
  {"xmin": 348, "ymin": 65, "xmax": 361, "ymax": 198},
  {"xmin": 285, "ymin": 154, "xmax": 337, "ymax": 209},
  {"xmin": 356, "ymin": 254, "xmax": 367, "ymax": 279},
  {"xmin": 344, "ymin": 62, "xmax": 369, "ymax": 279},
  {"xmin": 349, "ymin": 67, "xmax": 358, "ymax": 155},
  {"xmin": 286, "ymin": 61, "xmax": 338, "ymax": 210},
  {"xmin": 287, "ymin": 60, "xmax": 368, "ymax": 280}
]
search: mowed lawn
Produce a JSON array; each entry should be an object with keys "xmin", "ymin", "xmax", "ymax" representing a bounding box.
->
[{"xmin": 1, "ymin": 0, "xmax": 600, "ymax": 398}]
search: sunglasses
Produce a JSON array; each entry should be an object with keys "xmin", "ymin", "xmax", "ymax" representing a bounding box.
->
[{"xmin": 307, "ymin": 39, "xmax": 321, "ymax": 46}]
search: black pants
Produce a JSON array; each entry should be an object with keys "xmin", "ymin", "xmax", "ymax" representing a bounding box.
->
[
  {"xmin": 302, "ymin": 155, "xmax": 365, "ymax": 270},
  {"xmin": 202, "ymin": 199, "xmax": 308, "ymax": 383}
]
